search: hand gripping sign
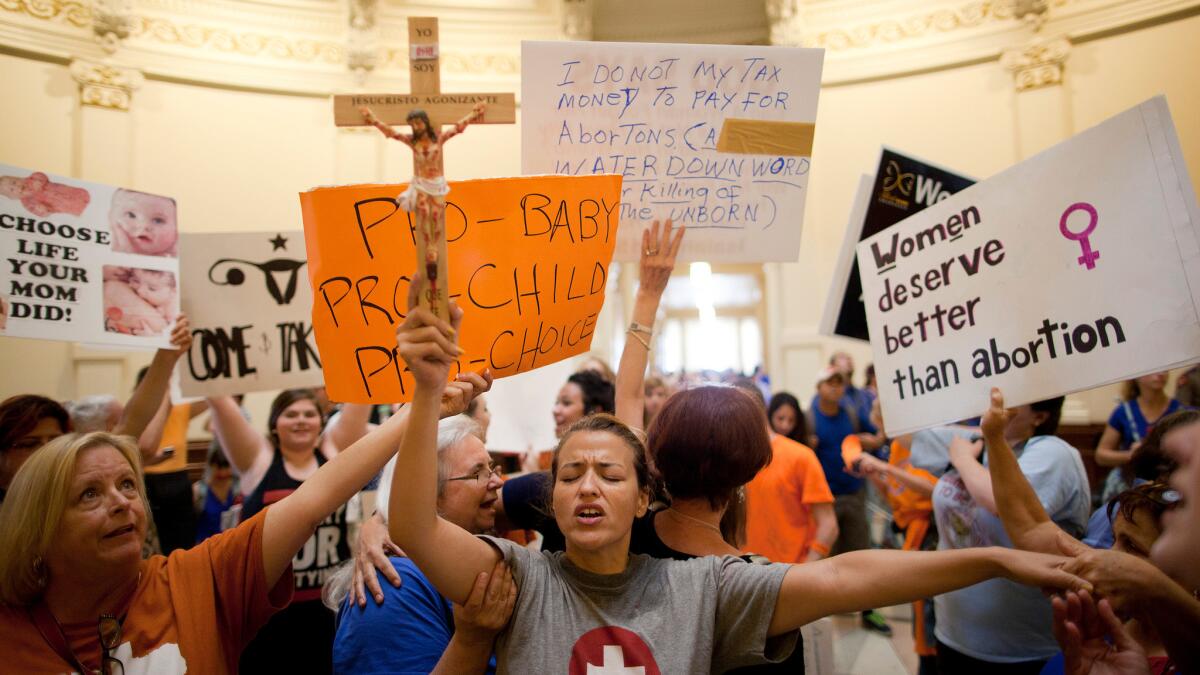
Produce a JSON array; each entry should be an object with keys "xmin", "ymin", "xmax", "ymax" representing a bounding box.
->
[{"xmin": 300, "ymin": 174, "xmax": 622, "ymax": 404}]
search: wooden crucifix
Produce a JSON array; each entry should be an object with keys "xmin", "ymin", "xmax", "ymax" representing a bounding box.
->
[{"xmin": 333, "ymin": 17, "xmax": 516, "ymax": 320}]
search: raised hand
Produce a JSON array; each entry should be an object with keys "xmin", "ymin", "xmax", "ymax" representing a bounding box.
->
[
  {"xmin": 440, "ymin": 369, "xmax": 493, "ymax": 419},
  {"xmin": 638, "ymin": 219, "xmax": 685, "ymax": 298},
  {"xmin": 167, "ymin": 313, "xmax": 192, "ymax": 355},
  {"xmin": 396, "ymin": 273, "xmax": 464, "ymax": 393},
  {"xmin": 1053, "ymin": 590, "xmax": 1149, "ymax": 675},
  {"xmin": 981, "ymin": 387, "xmax": 1012, "ymax": 441}
]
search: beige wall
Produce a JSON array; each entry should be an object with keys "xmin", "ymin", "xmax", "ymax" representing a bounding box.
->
[{"xmin": 1, "ymin": 9, "xmax": 1198, "ymax": 434}]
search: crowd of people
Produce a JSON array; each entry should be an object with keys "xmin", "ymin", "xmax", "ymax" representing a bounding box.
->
[{"xmin": 0, "ymin": 221, "xmax": 1197, "ymax": 674}]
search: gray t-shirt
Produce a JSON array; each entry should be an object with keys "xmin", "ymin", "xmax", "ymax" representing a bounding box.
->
[
  {"xmin": 908, "ymin": 426, "xmax": 979, "ymax": 476},
  {"xmin": 481, "ymin": 536, "xmax": 798, "ymax": 674},
  {"xmin": 932, "ymin": 435, "xmax": 1090, "ymax": 662}
]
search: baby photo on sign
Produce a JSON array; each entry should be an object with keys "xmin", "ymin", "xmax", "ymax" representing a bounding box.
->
[
  {"xmin": 109, "ymin": 189, "xmax": 179, "ymax": 258},
  {"xmin": 0, "ymin": 171, "xmax": 91, "ymax": 218},
  {"xmin": 103, "ymin": 265, "xmax": 177, "ymax": 336}
]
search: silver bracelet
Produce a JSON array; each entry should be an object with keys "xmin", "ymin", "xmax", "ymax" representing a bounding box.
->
[{"xmin": 628, "ymin": 321, "xmax": 654, "ymax": 336}]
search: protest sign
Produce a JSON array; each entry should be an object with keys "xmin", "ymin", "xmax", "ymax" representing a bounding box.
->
[
  {"xmin": 821, "ymin": 149, "xmax": 975, "ymax": 340},
  {"xmin": 859, "ymin": 97, "xmax": 1200, "ymax": 436},
  {"xmin": 521, "ymin": 41, "xmax": 823, "ymax": 262},
  {"xmin": 300, "ymin": 174, "xmax": 622, "ymax": 404},
  {"xmin": 0, "ymin": 164, "xmax": 179, "ymax": 348},
  {"xmin": 175, "ymin": 231, "xmax": 324, "ymax": 397}
]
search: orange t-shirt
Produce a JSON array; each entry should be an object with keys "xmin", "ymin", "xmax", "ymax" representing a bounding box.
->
[
  {"xmin": 743, "ymin": 434, "xmax": 835, "ymax": 563},
  {"xmin": 0, "ymin": 509, "xmax": 292, "ymax": 674}
]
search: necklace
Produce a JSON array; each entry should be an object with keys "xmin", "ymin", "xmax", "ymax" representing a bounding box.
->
[{"xmin": 665, "ymin": 507, "xmax": 722, "ymax": 535}]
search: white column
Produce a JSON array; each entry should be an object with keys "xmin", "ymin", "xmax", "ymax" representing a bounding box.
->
[{"xmin": 68, "ymin": 58, "xmax": 147, "ymax": 398}]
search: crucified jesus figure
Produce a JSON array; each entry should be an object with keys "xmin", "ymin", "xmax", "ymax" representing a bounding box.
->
[{"xmin": 359, "ymin": 101, "xmax": 486, "ymax": 315}]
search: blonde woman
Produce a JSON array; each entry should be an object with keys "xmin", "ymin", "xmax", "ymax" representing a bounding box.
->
[{"xmin": 0, "ymin": 278, "xmax": 488, "ymax": 674}]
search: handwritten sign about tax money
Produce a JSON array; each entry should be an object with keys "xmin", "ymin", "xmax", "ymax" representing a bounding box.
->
[
  {"xmin": 858, "ymin": 97, "xmax": 1200, "ymax": 435},
  {"xmin": 300, "ymin": 174, "xmax": 622, "ymax": 404},
  {"xmin": 522, "ymin": 40, "xmax": 823, "ymax": 263}
]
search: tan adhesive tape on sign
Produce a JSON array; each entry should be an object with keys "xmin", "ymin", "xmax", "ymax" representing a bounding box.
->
[{"xmin": 716, "ymin": 118, "xmax": 816, "ymax": 156}]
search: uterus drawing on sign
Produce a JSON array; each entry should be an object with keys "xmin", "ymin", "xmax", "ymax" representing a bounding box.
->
[{"xmin": 208, "ymin": 235, "xmax": 308, "ymax": 305}]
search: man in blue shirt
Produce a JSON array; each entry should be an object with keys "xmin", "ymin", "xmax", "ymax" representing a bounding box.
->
[
  {"xmin": 808, "ymin": 366, "xmax": 891, "ymax": 636},
  {"xmin": 830, "ymin": 351, "xmax": 877, "ymax": 429},
  {"xmin": 329, "ymin": 415, "xmax": 512, "ymax": 674}
]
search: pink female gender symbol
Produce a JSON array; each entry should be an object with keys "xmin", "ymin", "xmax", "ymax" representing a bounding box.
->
[{"xmin": 1059, "ymin": 202, "xmax": 1100, "ymax": 270}]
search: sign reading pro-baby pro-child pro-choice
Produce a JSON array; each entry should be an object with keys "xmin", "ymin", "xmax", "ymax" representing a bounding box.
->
[
  {"xmin": 858, "ymin": 97, "xmax": 1200, "ymax": 436},
  {"xmin": 300, "ymin": 174, "xmax": 622, "ymax": 404}
]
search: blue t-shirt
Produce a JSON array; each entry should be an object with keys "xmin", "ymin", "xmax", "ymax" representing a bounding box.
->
[
  {"xmin": 840, "ymin": 386, "xmax": 877, "ymax": 433},
  {"xmin": 1082, "ymin": 477, "xmax": 1150, "ymax": 549},
  {"xmin": 932, "ymin": 435, "xmax": 1090, "ymax": 662},
  {"xmin": 1107, "ymin": 399, "xmax": 1184, "ymax": 449},
  {"xmin": 810, "ymin": 402, "xmax": 862, "ymax": 496},
  {"xmin": 332, "ymin": 557, "xmax": 497, "ymax": 675}
]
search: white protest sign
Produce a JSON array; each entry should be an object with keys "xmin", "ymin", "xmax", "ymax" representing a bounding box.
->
[
  {"xmin": 176, "ymin": 231, "xmax": 323, "ymax": 397},
  {"xmin": 858, "ymin": 97, "xmax": 1200, "ymax": 435},
  {"xmin": 0, "ymin": 165, "xmax": 179, "ymax": 348},
  {"xmin": 522, "ymin": 41, "xmax": 824, "ymax": 262}
]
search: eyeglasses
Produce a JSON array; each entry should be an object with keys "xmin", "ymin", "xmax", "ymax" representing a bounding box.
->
[
  {"xmin": 98, "ymin": 614, "xmax": 124, "ymax": 675},
  {"xmin": 446, "ymin": 463, "xmax": 502, "ymax": 484}
]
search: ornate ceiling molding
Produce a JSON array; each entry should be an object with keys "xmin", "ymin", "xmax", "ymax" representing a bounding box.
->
[
  {"xmin": 806, "ymin": 0, "xmax": 1064, "ymax": 52},
  {"xmin": 69, "ymin": 57, "xmax": 143, "ymax": 109},
  {"xmin": 0, "ymin": 0, "xmax": 551, "ymax": 96},
  {"xmin": 1, "ymin": 0, "xmax": 90, "ymax": 26},
  {"xmin": 1001, "ymin": 34, "xmax": 1071, "ymax": 90},
  {"xmin": 804, "ymin": 0, "xmax": 1200, "ymax": 84},
  {"xmin": 1, "ymin": 0, "xmax": 1196, "ymax": 93}
]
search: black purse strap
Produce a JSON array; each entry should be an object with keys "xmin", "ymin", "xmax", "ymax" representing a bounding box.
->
[{"xmin": 29, "ymin": 601, "xmax": 93, "ymax": 674}]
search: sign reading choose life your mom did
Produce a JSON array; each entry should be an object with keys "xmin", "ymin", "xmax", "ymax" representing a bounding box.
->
[
  {"xmin": 859, "ymin": 97, "xmax": 1200, "ymax": 436},
  {"xmin": 0, "ymin": 164, "xmax": 179, "ymax": 349},
  {"xmin": 176, "ymin": 231, "xmax": 324, "ymax": 397},
  {"xmin": 300, "ymin": 174, "xmax": 622, "ymax": 404},
  {"xmin": 522, "ymin": 40, "xmax": 823, "ymax": 263}
]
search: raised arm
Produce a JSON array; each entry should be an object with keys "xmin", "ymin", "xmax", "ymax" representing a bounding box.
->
[
  {"xmin": 947, "ymin": 434, "xmax": 998, "ymax": 515},
  {"xmin": 136, "ymin": 396, "xmax": 173, "ymax": 466},
  {"xmin": 360, "ymin": 106, "xmax": 414, "ymax": 148},
  {"xmin": 614, "ymin": 220, "xmax": 684, "ymax": 429},
  {"xmin": 438, "ymin": 102, "xmax": 486, "ymax": 144},
  {"xmin": 1094, "ymin": 425, "xmax": 1130, "ymax": 467},
  {"xmin": 387, "ymin": 283, "xmax": 499, "ymax": 604},
  {"xmin": 261, "ymin": 404, "xmax": 409, "ymax": 586},
  {"xmin": 207, "ymin": 395, "xmax": 272, "ymax": 495},
  {"xmin": 321, "ymin": 403, "xmax": 374, "ymax": 460},
  {"xmin": 979, "ymin": 388, "xmax": 1067, "ymax": 554},
  {"xmin": 768, "ymin": 546, "xmax": 1090, "ymax": 635},
  {"xmin": 113, "ymin": 315, "xmax": 191, "ymax": 438}
]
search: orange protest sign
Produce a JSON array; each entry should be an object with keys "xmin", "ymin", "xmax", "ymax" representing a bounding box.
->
[{"xmin": 299, "ymin": 174, "xmax": 623, "ymax": 403}]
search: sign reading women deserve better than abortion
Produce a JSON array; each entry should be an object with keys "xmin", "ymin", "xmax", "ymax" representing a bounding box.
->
[
  {"xmin": 859, "ymin": 97, "xmax": 1200, "ymax": 435},
  {"xmin": 521, "ymin": 40, "xmax": 824, "ymax": 263},
  {"xmin": 0, "ymin": 164, "xmax": 179, "ymax": 349}
]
